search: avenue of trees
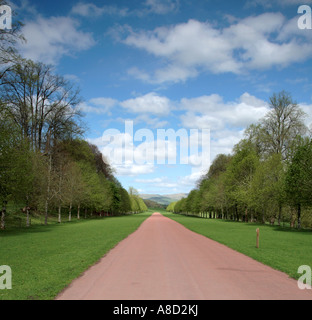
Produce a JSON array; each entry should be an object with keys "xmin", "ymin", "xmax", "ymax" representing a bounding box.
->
[
  {"xmin": 0, "ymin": 1, "xmax": 147, "ymax": 229},
  {"xmin": 167, "ymin": 91, "xmax": 312, "ymax": 229}
]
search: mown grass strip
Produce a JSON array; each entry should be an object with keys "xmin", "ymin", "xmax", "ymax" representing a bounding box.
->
[
  {"xmin": 163, "ymin": 211, "xmax": 312, "ymax": 280},
  {"xmin": 0, "ymin": 212, "xmax": 152, "ymax": 300}
]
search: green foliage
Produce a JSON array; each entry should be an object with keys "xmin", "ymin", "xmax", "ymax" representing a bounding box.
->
[
  {"xmin": 0, "ymin": 64, "xmax": 134, "ymax": 228},
  {"xmin": 169, "ymin": 91, "xmax": 312, "ymax": 229},
  {"xmin": 285, "ymin": 139, "xmax": 312, "ymax": 207}
]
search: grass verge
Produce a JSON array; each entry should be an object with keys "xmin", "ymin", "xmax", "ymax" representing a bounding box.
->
[
  {"xmin": 163, "ymin": 211, "xmax": 312, "ymax": 281},
  {"xmin": 0, "ymin": 211, "xmax": 152, "ymax": 300}
]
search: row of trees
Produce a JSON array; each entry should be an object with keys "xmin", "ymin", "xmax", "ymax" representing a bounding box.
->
[
  {"xmin": 167, "ymin": 91, "xmax": 312, "ymax": 229},
  {"xmin": 0, "ymin": 2, "xmax": 147, "ymax": 229}
]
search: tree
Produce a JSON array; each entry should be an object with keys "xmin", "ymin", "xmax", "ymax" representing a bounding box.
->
[
  {"xmin": 128, "ymin": 190, "xmax": 147, "ymax": 214},
  {"xmin": 0, "ymin": 115, "xmax": 18, "ymax": 229},
  {"xmin": 224, "ymin": 140, "xmax": 259, "ymax": 221},
  {"xmin": 166, "ymin": 201, "xmax": 177, "ymax": 212},
  {"xmin": 12, "ymin": 148, "xmax": 46, "ymax": 227},
  {"xmin": 63, "ymin": 161, "xmax": 85, "ymax": 221},
  {"xmin": 0, "ymin": 114, "xmax": 46, "ymax": 228},
  {"xmin": 174, "ymin": 198, "xmax": 187, "ymax": 214},
  {"xmin": 249, "ymin": 153, "xmax": 285, "ymax": 224},
  {"xmin": 261, "ymin": 91, "xmax": 307, "ymax": 160},
  {"xmin": 0, "ymin": 59, "xmax": 83, "ymax": 152},
  {"xmin": 285, "ymin": 139, "xmax": 312, "ymax": 229},
  {"xmin": 120, "ymin": 188, "xmax": 131, "ymax": 214}
]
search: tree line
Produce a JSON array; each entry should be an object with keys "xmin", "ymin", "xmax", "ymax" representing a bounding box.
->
[
  {"xmin": 167, "ymin": 91, "xmax": 312, "ymax": 229},
  {"xmin": 0, "ymin": 2, "xmax": 147, "ymax": 229}
]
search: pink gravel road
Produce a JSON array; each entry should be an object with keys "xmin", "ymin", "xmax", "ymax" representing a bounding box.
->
[{"xmin": 56, "ymin": 212, "xmax": 312, "ymax": 300}]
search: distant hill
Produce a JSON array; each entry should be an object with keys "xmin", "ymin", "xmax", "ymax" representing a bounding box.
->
[
  {"xmin": 142, "ymin": 199, "xmax": 167, "ymax": 209},
  {"xmin": 140, "ymin": 193, "xmax": 188, "ymax": 206}
]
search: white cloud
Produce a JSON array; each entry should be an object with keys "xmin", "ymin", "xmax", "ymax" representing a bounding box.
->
[
  {"xmin": 115, "ymin": 163, "xmax": 155, "ymax": 176},
  {"xmin": 299, "ymin": 103, "xmax": 312, "ymax": 128},
  {"xmin": 178, "ymin": 169, "xmax": 205, "ymax": 187},
  {"xmin": 20, "ymin": 16, "xmax": 95, "ymax": 65},
  {"xmin": 79, "ymin": 97, "xmax": 118, "ymax": 115},
  {"xmin": 120, "ymin": 92, "xmax": 172, "ymax": 115},
  {"xmin": 79, "ymin": 93, "xmax": 172, "ymax": 117},
  {"xmin": 71, "ymin": 3, "xmax": 105, "ymax": 16},
  {"xmin": 135, "ymin": 177, "xmax": 166, "ymax": 184},
  {"xmin": 180, "ymin": 92, "xmax": 269, "ymax": 130},
  {"xmin": 71, "ymin": 0, "xmax": 178, "ymax": 18},
  {"xmin": 88, "ymin": 92, "xmax": 269, "ymax": 179},
  {"xmin": 134, "ymin": 114, "xmax": 169, "ymax": 128},
  {"xmin": 119, "ymin": 13, "xmax": 312, "ymax": 83},
  {"xmin": 71, "ymin": 2, "xmax": 129, "ymax": 17},
  {"xmin": 143, "ymin": 0, "xmax": 179, "ymax": 14},
  {"xmin": 180, "ymin": 92, "xmax": 269, "ymax": 165}
]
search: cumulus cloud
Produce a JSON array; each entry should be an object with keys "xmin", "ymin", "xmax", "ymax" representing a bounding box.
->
[
  {"xmin": 80, "ymin": 92, "xmax": 173, "ymax": 117},
  {"xmin": 179, "ymin": 92, "xmax": 269, "ymax": 164},
  {"xmin": 71, "ymin": 2, "xmax": 129, "ymax": 17},
  {"xmin": 143, "ymin": 0, "xmax": 179, "ymax": 14},
  {"xmin": 180, "ymin": 92, "xmax": 269, "ymax": 130},
  {"xmin": 70, "ymin": 0, "xmax": 178, "ymax": 18},
  {"xmin": 120, "ymin": 92, "xmax": 172, "ymax": 115},
  {"xmin": 19, "ymin": 16, "xmax": 95, "ymax": 65},
  {"xmin": 117, "ymin": 13, "xmax": 312, "ymax": 83},
  {"xmin": 87, "ymin": 91, "xmax": 270, "ymax": 178}
]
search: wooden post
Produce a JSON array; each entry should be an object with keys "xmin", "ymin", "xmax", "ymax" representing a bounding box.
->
[{"xmin": 256, "ymin": 228, "xmax": 260, "ymax": 248}]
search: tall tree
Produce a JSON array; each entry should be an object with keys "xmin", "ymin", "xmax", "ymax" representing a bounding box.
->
[
  {"xmin": 0, "ymin": 116, "xmax": 20, "ymax": 229},
  {"xmin": 0, "ymin": 60, "xmax": 83, "ymax": 152},
  {"xmin": 225, "ymin": 140, "xmax": 259, "ymax": 221},
  {"xmin": 249, "ymin": 154, "xmax": 285, "ymax": 224},
  {"xmin": 285, "ymin": 139, "xmax": 312, "ymax": 229},
  {"xmin": 261, "ymin": 91, "xmax": 307, "ymax": 160}
]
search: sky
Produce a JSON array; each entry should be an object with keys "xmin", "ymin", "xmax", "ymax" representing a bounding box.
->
[{"xmin": 7, "ymin": 0, "xmax": 312, "ymax": 195}]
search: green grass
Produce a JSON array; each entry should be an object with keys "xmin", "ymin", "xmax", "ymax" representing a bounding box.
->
[
  {"xmin": 163, "ymin": 212, "xmax": 312, "ymax": 281},
  {"xmin": 2, "ymin": 209, "xmax": 311, "ymax": 299},
  {"xmin": 0, "ymin": 212, "xmax": 152, "ymax": 300}
]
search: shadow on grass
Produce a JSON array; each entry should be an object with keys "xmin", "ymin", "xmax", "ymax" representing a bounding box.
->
[
  {"xmin": 0, "ymin": 223, "xmax": 57, "ymax": 237},
  {"xmin": 169, "ymin": 213, "xmax": 312, "ymax": 234},
  {"xmin": 0, "ymin": 211, "xmax": 153, "ymax": 237}
]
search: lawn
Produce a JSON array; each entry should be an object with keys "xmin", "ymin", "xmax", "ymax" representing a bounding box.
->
[
  {"xmin": 163, "ymin": 212, "xmax": 312, "ymax": 281},
  {"xmin": 2, "ymin": 210, "xmax": 311, "ymax": 300},
  {"xmin": 0, "ymin": 212, "xmax": 152, "ymax": 300}
]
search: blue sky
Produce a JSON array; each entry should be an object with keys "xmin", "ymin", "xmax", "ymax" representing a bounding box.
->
[{"xmin": 9, "ymin": 0, "xmax": 312, "ymax": 195}]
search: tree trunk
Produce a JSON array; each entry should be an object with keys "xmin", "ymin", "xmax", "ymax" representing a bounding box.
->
[
  {"xmin": 298, "ymin": 203, "xmax": 301, "ymax": 229},
  {"xmin": 26, "ymin": 207, "xmax": 30, "ymax": 227},
  {"xmin": 1, "ymin": 201, "xmax": 6, "ymax": 230},
  {"xmin": 278, "ymin": 204, "xmax": 282, "ymax": 226},
  {"xmin": 77, "ymin": 204, "xmax": 80, "ymax": 220},
  {"xmin": 58, "ymin": 205, "xmax": 61, "ymax": 223},
  {"xmin": 69, "ymin": 202, "xmax": 72, "ymax": 221},
  {"xmin": 235, "ymin": 204, "xmax": 239, "ymax": 222},
  {"xmin": 58, "ymin": 175, "xmax": 62, "ymax": 224},
  {"xmin": 44, "ymin": 154, "xmax": 52, "ymax": 225}
]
